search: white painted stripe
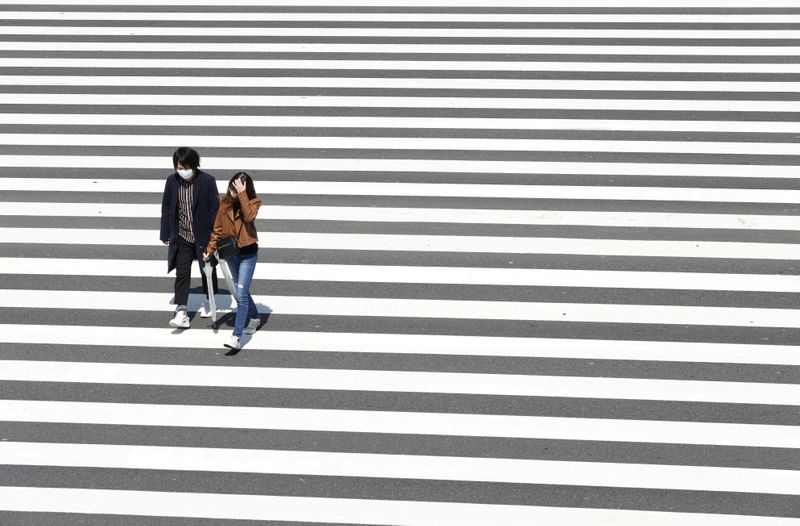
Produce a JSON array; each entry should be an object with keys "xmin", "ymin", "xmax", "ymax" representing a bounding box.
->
[
  {"xmin": 1, "ymin": 487, "xmax": 795, "ymax": 526},
  {"xmin": 4, "ymin": 27, "xmax": 800, "ymax": 38},
  {"xmin": 194, "ymin": 206, "xmax": 800, "ymax": 230},
  {"xmin": 5, "ymin": 114, "xmax": 800, "ymax": 134},
  {"xmin": 4, "ymin": 399, "xmax": 799, "ymax": 449},
  {"xmin": 0, "ymin": 177, "xmax": 170, "ymax": 193},
  {"xmin": 4, "ymin": 42, "xmax": 800, "ymax": 56},
  {"xmin": 4, "ymin": 289, "xmax": 800, "ymax": 328},
  {"xmin": 6, "ymin": 202, "xmax": 800, "ymax": 231},
  {"xmin": 2, "ymin": 359, "xmax": 800, "ymax": 404},
  {"xmin": 3, "ymin": 441, "xmax": 800, "ymax": 494},
  {"xmin": 2, "ymin": 227, "xmax": 798, "ymax": 259},
  {"xmin": 9, "ymin": 12, "xmax": 800, "ymax": 23},
  {"xmin": 0, "ymin": 202, "xmax": 158, "ymax": 217},
  {"xmin": 4, "ymin": 94, "xmax": 799, "ymax": 112},
  {"xmin": 5, "ymin": 177, "xmax": 800, "ymax": 204},
  {"xmin": 2, "ymin": 324, "xmax": 799, "ymax": 366},
  {"xmin": 8, "ymin": 76, "xmax": 800, "ymax": 93},
  {"xmin": 5, "ymin": 257, "xmax": 800, "ymax": 294},
  {"xmin": 0, "ymin": 156, "xmax": 796, "ymax": 180},
  {"xmin": 5, "ymin": 133, "xmax": 800, "ymax": 156},
  {"xmin": 7, "ymin": 57, "xmax": 800, "ymax": 72}
]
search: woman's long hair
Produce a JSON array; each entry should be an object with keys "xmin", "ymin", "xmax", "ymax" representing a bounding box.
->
[{"xmin": 222, "ymin": 172, "xmax": 256, "ymax": 211}]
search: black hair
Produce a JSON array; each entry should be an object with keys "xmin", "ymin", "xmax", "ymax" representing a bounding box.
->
[
  {"xmin": 172, "ymin": 147, "xmax": 200, "ymax": 171},
  {"xmin": 223, "ymin": 171, "xmax": 257, "ymax": 207}
]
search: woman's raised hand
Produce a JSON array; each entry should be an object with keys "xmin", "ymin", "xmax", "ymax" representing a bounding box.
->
[{"xmin": 232, "ymin": 177, "xmax": 246, "ymax": 194}]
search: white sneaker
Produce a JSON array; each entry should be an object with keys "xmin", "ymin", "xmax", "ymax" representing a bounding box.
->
[
  {"xmin": 243, "ymin": 318, "xmax": 260, "ymax": 335},
  {"xmin": 224, "ymin": 335, "xmax": 241, "ymax": 350},
  {"xmin": 198, "ymin": 300, "xmax": 213, "ymax": 318},
  {"xmin": 169, "ymin": 309, "xmax": 190, "ymax": 329}
]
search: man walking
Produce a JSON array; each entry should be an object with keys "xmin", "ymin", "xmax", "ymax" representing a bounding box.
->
[{"xmin": 160, "ymin": 147, "xmax": 220, "ymax": 328}]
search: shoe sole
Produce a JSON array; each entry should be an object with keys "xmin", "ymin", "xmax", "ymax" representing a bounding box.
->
[
  {"xmin": 169, "ymin": 321, "xmax": 190, "ymax": 329},
  {"xmin": 223, "ymin": 344, "xmax": 241, "ymax": 350}
]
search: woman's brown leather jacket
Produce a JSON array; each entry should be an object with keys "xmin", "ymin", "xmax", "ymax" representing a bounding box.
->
[{"xmin": 206, "ymin": 193, "xmax": 262, "ymax": 254}]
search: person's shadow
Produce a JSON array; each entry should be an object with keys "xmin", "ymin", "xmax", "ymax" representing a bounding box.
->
[
  {"xmin": 168, "ymin": 287, "xmax": 272, "ymax": 353},
  {"xmin": 206, "ymin": 289, "xmax": 272, "ymax": 355}
]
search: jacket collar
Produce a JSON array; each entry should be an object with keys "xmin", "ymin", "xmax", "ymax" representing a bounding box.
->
[{"xmin": 223, "ymin": 198, "xmax": 238, "ymax": 223}]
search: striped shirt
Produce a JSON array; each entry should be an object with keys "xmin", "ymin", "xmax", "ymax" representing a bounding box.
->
[{"xmin": 177, "ymin": 178, "xmax": 195, "ymax": 243}]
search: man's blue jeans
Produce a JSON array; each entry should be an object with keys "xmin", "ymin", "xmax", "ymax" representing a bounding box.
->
[{"xmin": 226, "ymin": 250, "xmax": 259, "ymax": 337}]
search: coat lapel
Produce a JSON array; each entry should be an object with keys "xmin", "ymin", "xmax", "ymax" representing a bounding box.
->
[{"xmin": 191, "ymin": 176, "xmax": 200, "ymax": 213}]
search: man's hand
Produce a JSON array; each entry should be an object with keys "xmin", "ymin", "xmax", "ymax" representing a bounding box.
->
[{"xmin": 162, "ymin": 240, "xmax": 168, "ymax": 246}]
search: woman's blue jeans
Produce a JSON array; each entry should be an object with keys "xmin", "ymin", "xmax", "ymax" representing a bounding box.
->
[{"xmin": 226, "ymin": 250, "xmax": 259, "ymax": 337}]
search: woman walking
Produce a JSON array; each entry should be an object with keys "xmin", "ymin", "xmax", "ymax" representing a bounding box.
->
[{"xmin": 204, "ymin": 172, "xmax": 262, "ymax": 350}]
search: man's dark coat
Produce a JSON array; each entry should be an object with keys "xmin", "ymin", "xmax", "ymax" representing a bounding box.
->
[{"xmin": 160, "ymin": 170, "xmax": 220, "ymax": 273}]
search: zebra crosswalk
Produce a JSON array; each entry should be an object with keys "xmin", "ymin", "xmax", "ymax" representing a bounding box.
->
[{"xmin": 1, "ymin": 1, "xmax": 800, "ymax": 524}]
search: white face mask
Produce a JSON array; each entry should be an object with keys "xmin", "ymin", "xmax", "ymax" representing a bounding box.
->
[{"xmin": 177, "ymin": 168, "xmax": 194, "ymax": 180}]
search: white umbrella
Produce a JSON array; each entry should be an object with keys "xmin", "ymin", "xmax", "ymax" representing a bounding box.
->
[{"xmin": 202, "ymin": 261, "xmax": 218, "ymax": 323}]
